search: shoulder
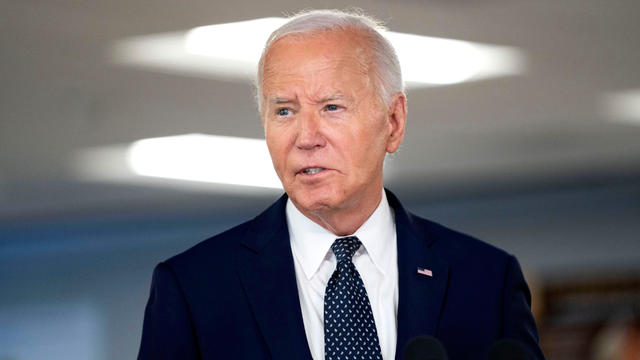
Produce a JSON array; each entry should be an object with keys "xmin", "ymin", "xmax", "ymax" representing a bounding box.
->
[
  {"xmin": 408, "ymin": 212, "xmax": 515, "ymax": 275},
  {"xmin": 164, "ymin": 218, "xmax": 254, "ymax": 275},
  {"xmin": 161, "ymin": 193, "xmax": 289, "ymax": 276},
  {"xmin": 409, "ymin": 213, "xmax": 528, "ymax": 311},
  {"xmin": 417, "ymin": 214, "xmax": 509, "ymax": 257},
  {"xmin": 386, "ymin": 188, "xmax": 513, "ymax": 268}
]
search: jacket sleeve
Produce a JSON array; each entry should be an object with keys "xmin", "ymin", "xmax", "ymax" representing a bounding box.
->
[
  {"xmin": 502, "ymin": 255, "xmax": 546, "ymax": 359},
  {"xmin": 138, "ymin": 262, "xmax": 200, "ymax": 360}
]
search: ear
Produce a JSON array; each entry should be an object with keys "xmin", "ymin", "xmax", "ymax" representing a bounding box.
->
[{"xmin": 385, "ymin": 92, "xmax": 407, "ymax": 154}]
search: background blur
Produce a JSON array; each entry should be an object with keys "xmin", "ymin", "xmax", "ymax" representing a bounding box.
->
[{"xmin": 2, "ymin": 1, "xmax": 640, "ymax": 359}]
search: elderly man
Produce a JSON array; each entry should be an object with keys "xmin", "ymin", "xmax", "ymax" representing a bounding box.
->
[{"xmin": 138, "ymin": 9, "xmax": 544, "ymax": 360}]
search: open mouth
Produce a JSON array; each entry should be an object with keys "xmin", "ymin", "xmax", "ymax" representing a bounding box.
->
[{"xmin": 300, "ymin": 167, "xmax": 326, "ymax": 175}]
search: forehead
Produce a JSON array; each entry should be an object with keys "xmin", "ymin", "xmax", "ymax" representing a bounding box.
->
[{"xmin": 261, "ymin": 29, "xmax": 374, "ymax": 97}]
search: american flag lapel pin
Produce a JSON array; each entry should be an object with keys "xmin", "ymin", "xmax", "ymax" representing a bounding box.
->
[{"xmin": 417, "ymin": 267, "xmax": 433, "ymax": 277}]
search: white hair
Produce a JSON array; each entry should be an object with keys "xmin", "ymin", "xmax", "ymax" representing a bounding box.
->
[{"xmin": 256, "ymin": 9, "xmax": 404, "ymax": 111}]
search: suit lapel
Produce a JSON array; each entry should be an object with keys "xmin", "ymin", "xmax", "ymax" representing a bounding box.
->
[
  {"xmin": 387, "ymin": 190, "xmax": 450, "ymax": 360},
  {"xmin": 235, "ymin": 191, "xmax": 449, "ymax": 360},
  {"xmin": 236, "ymin": 195, "xmax": 313, "ymax": 360}
]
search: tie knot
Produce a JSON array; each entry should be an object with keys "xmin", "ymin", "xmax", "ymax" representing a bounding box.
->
[{"xmin": 331, "ymin": 236, "xmax": 362, "ymax": 263}]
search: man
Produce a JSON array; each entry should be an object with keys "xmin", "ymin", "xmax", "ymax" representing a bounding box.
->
[{"xmin": 138, "ymin": 9, "xmax": 544, "ymax": 360}]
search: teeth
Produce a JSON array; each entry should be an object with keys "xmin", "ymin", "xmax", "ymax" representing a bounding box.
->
[{"xmin": 303, "ymin": 167, "xmax": 324, "ymax": 175}]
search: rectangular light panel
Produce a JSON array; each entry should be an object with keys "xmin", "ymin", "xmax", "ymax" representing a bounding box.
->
[
  {"xmin": 111, "ymin": 17, "xmax": 524, "ymax": 86},
  {"xmin": 602, "ymin": 89, "xmax": 640, "ymax": 126},
  {"xmin": 127, "ymin": 134, "xmax": 282, "ymax": 189},
  {"xmin": 75, "ymin": 134, "xmax": 283, "ymax": 190}
]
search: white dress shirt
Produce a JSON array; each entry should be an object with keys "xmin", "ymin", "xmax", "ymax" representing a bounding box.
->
[{"xmin": 286, "ymin": 190, "xmax": 399, "ymax": 360}]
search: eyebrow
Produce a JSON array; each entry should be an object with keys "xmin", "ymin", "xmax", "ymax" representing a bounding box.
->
[
  {"xmin": 268, "ymin": 97, "xmax": 295, "ymax": 105},
  {"xmin": 267, "ymin": 93, "xmax": 347, "ymax": 105},
  {"xmin": 321, "ymin": 93, "xmax": 345, "ymax": 102}
]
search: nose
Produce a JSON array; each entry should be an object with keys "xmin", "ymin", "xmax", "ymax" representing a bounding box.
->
[{"xmin": 295, "ymin": 111, "xmax": 326, "ymax": 150}]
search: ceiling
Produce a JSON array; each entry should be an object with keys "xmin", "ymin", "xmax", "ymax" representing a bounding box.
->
[{"xmin": 2, "ymin": 0, "xmax": 640, "ymax": 220}]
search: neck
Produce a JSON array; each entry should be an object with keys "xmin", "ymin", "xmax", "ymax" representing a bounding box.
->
[{"xmin": 301, "ymin": 189, "xmax": 383, "ymax": 236}]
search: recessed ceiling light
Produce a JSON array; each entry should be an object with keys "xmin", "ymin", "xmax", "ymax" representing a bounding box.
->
[
  {"xmin": 75, "ymin": 132, "xmax": 401, "ymax": 191},
  {"xmin": 126, "ymin": 134, "xmax": 282, "ymax": 189},
  {"xmin": 185, "ymin": 18, "xmax": 286, "ymax": 63},
  {"xmin": 602, "ymin": 89, "xmax": 640, "ymax": 126},
  {"xmin": 111, "ymin": 17, "xmax": 525, "ymax": 86}
]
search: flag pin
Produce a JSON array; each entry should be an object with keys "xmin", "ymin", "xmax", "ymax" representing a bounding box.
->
[{"xmin": 417, "ymin": 267, "xmax": 433, "ymax": 277}]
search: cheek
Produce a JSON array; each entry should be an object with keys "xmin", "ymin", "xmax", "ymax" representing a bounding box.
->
[
  {"xmin": 352, "ymin": 131, "xmax": 388, "ymax": 177},
  {"xmin": 356, "ymin": 125, "xmax": 387, "ymax": 154},
  {"xmin": 269, "ymin": 145, "xmax": 285, "ymax": 168},
  {"xmin": 266, "ymin": 138, "xmax": 282, "ymax": 167},
  {"xmin": 266, "ymin": 130, "xmax": 292, "ymax": 173}
]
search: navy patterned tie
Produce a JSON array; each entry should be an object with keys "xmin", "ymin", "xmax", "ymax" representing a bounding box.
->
[{"xmin": 324, "ymin": 236, "xmax": 383, "ymax": 360}]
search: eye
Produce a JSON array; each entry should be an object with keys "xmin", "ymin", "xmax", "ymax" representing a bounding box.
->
[
  {"xmin": 277, "ymin": 108, "xmax": 291, "ymax": 116},
  {"xmin": 326, "ymin": 104, "xmax": 340, "ymax": 111}
]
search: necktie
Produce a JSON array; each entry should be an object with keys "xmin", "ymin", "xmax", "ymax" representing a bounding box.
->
[{"xmin": 324, "ymin": 236, "xmax": 383, "ymax": 360}]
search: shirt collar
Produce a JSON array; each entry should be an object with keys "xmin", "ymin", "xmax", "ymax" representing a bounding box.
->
[{"xmin": 286, "ymin": 190, "xmax": 396, "ymax": 280}]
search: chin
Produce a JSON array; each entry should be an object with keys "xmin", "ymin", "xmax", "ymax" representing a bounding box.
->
[{"xmin": 287, "ymin": 184, "xmax": 342, "ymax": 214}]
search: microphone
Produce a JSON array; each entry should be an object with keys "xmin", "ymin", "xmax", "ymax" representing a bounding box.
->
[
  {"xmin": 487, "ymin": 338, "xmax": 531, "ymax": 360},
  {"xmin": 403, "ymin": 335, "xmax": 448, "ymax": 360}
]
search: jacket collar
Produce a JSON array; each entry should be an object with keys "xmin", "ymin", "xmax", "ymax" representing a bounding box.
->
[
  {"xmin": 236, "ymin": 190, "xmax": 449, "ymax": 360},
  {"xmin": 237, "ymin": 193, "xmax": 313, "ymax": 360},
  {"xmin": 387, "ymin": 190, "xmax": 450, "ymax": 360}
]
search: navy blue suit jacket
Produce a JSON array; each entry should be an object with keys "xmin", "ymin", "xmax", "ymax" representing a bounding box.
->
[{"xmin": 138, "ymin": 190, "xmax": 544, "ymax": 359}]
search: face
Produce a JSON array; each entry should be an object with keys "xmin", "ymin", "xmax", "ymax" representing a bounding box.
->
[{"xmin": 261, "ymin": 29, "xmax": 406, "ymax": 221}]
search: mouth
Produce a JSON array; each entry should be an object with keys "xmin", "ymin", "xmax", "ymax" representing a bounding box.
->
[{"xmin": 298, "ymin": 167, "xmax": 327, "ymax": 176}]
